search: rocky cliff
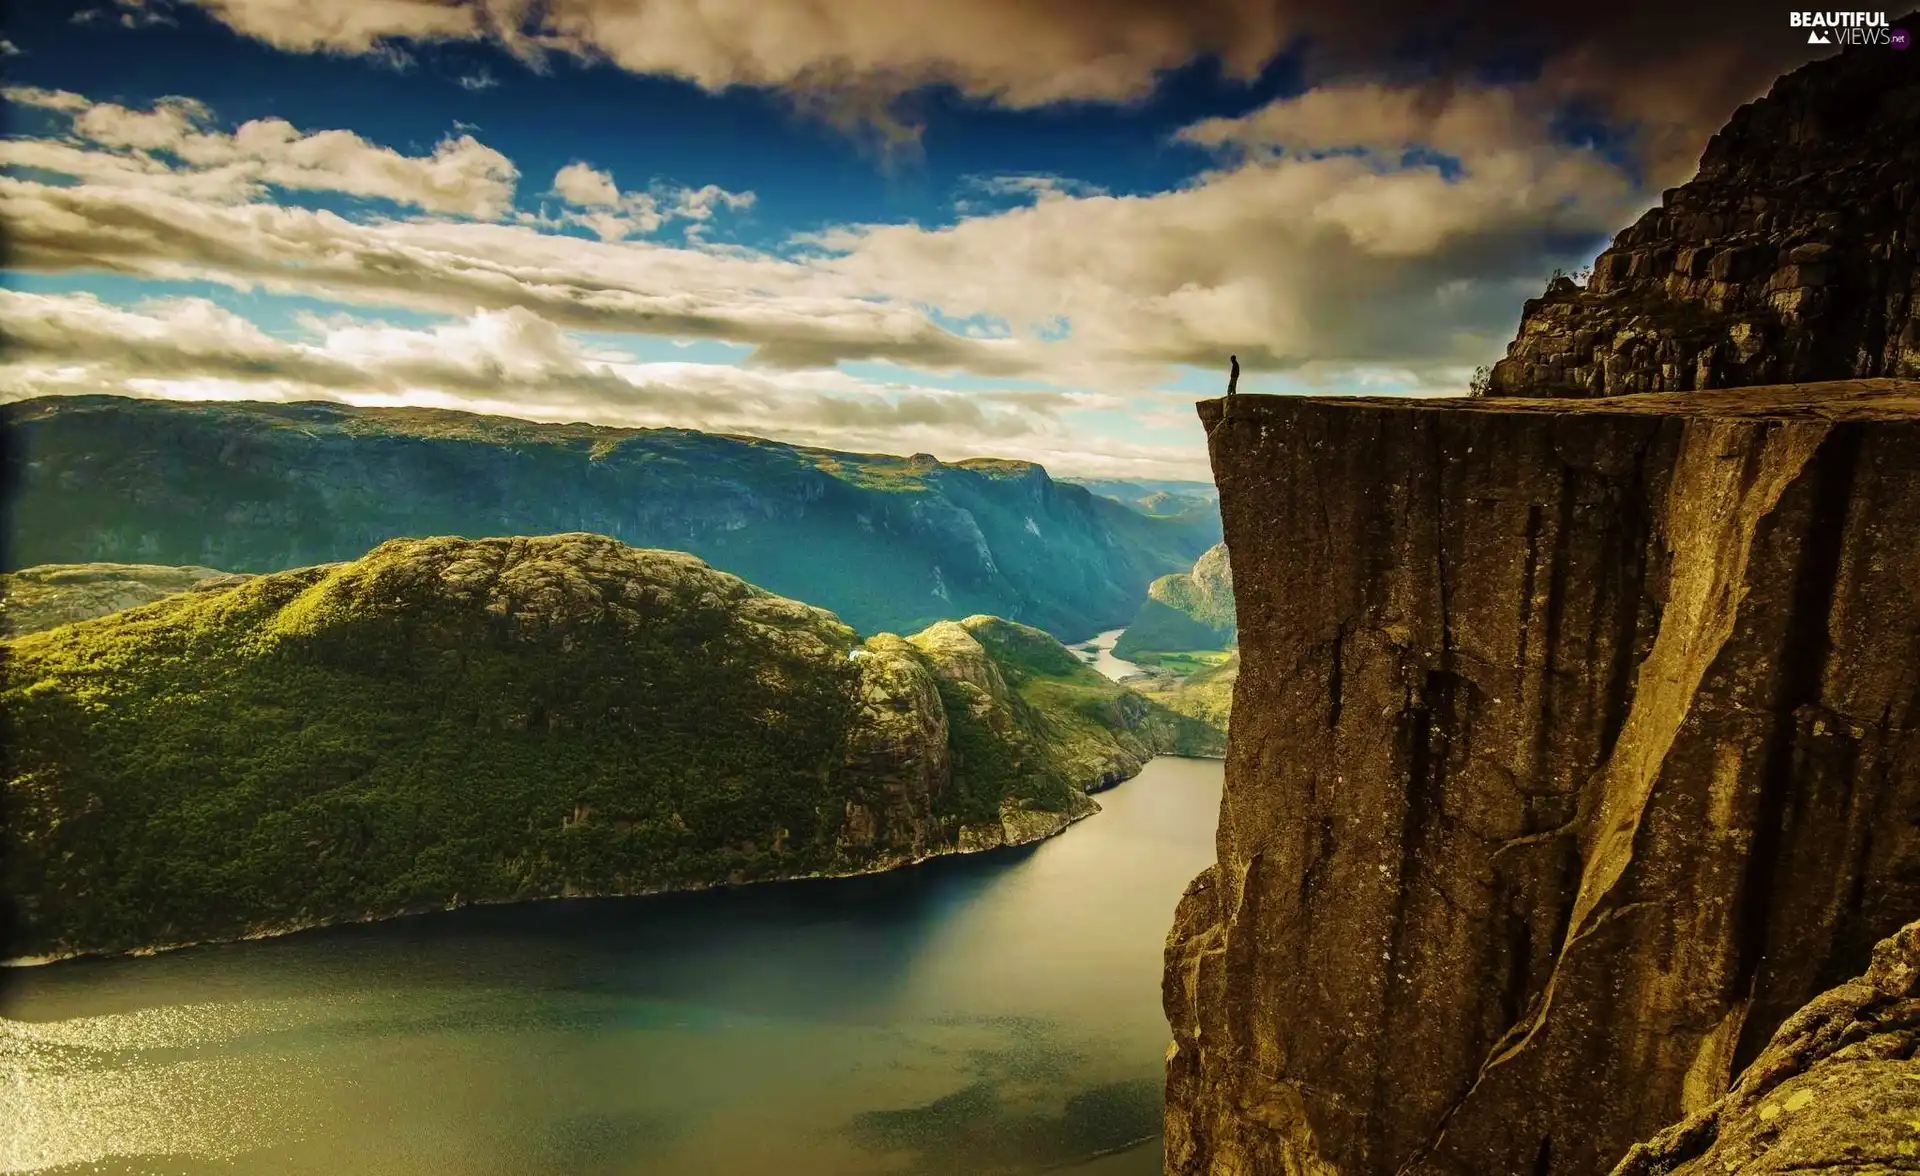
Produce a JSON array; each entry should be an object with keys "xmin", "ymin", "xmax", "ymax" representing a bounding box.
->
[
  {"xmin": 1612, "ymin": 918, "xmax": 1920, "ymax": 1176},
  {"xmin": 1165, "ymin": 381, "xmax": 1920, "ymax": 1176},
  {"xmin": 1487, "ymin": 25, "xmax": 1920, "ymax": 398},
  {"xmin": 0, "ymin": 396, "xmax": 1220, "ymax": 642},
  {"xmin": 4, "ymin": 533, "xmax": 1217, "ymax": 961}
]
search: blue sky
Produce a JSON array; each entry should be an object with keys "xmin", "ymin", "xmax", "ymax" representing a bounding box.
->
[{"xmin": 0, "ymin": 0, "xmax": 1822, "ymax": 477}]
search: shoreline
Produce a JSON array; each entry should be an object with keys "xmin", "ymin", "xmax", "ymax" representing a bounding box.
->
[{"xmin": 2, "ymin": 754, "xmax": 1217, "ymax": 970}]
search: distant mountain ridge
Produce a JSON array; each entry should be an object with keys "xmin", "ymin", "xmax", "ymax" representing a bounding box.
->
[
  {"xmin": 1065, "ymin": 477, "xmax": 1220, "ymax": 518},
  {"xmin": 4, "ymin": 533, "xmax": 1221, "ymax": 961},
  {"xmin": 1, "ymin": 562, "xmax": 253, "ymax": 637},
  {"xmin": 2, "ymin": 396, "xmax": 1222, "ymax": 643}
]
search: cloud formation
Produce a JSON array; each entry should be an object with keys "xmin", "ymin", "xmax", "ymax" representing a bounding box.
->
[
  {"xmin": 2, "ymin": 82, "xmax": 1637, "ymax": 386},
  {"xmin": 159, "ymin": 0, "xmax": 1817, "ymax": 183},
  {"xmin": 531, "ymin": 161, "xmax": 755, "ymax": 240},
  {"xmin": 2, "ymin": 85, "xmax": 518, "ymax": 215}
]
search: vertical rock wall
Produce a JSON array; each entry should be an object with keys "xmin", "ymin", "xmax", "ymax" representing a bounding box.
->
[{"xmin": 1164, "ymin": 382, "xmax": 1920, "ymax": 1175}]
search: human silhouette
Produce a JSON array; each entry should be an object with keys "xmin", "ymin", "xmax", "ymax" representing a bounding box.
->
[{"xmin": 1223, "ymin": 354, "xmax": 1240, "ymax": 420}]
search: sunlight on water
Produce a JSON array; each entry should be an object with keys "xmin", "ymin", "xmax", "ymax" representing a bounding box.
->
[{"xmin": 1, "ymin": 758, "xmax": 1222, "ymax": 1176}]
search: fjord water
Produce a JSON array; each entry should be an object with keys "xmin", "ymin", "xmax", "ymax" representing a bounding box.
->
[{"xmin": 1, "ymin": 754, "xmax": 1221, "ymax": 1175}]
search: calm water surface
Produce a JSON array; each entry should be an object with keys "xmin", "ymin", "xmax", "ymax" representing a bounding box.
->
[
  {"xmin": 1, "ymin": 757, "xmax": 1223, "ymax": 1176},
  {"xmin": 1074, "ymin": 630, "xmax": 1146, "ymax": 684}
]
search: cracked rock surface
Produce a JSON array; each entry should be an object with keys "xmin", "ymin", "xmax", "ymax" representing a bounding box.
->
[{"xmin": 1164, "ymin": 383, "xmax": 1920, "ymax": 1176}]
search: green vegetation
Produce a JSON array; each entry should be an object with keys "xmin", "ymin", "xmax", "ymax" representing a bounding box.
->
[
  {"xmin": 2, "ymin": 563, "xmax": 253, "ymax": 637},
  {"xmin": 1138, "ymin": 652, "xmax": 1238, "ymax": 735},
  {"xmin": 1133, "ymin": 650, "xmax": 1234, "ymax": 676},
  {"xmin": 1112, "ymin": 542, "xmax": 1236, "ymax": 661},
  {"xmin": 4, "ymin": 534, "xmax": 1211, "ymax": 960},
  {"xmin": 5, "ymin": 396, "xmax": 1222, "ymax": 642}
]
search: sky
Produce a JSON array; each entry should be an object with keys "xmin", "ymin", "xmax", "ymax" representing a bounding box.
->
[{"xmin": 0, "ymin": 0, "xmax": 1838, "ymax": 478}]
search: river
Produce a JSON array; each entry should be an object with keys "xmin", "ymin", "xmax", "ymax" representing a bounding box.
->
[
  {"xmin": 1, "ymin": 735, "xmax": 1222, "ymax": 1174},
  {"xmin": 1074, "ymin": 628, "xmax": 1147, "ymax": 684}
]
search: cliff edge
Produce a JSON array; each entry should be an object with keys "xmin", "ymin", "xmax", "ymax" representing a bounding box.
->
[
  {"xmin": 1165, "ymin": 381, "xmax": 1920, "ymax": 1175},
  {"xmin": 1487, "ymin": 24, "xmax": 1920, "ymax": 398}
]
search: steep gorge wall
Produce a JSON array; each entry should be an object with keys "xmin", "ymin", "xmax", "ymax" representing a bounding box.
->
[{"xmin": 1164, "ymin": 382, "xmax": 1920, "ymax": 1175}]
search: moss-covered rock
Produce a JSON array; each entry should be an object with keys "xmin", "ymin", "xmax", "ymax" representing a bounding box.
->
[
  {"xmin": 3, "ymin": 533, "xmax": 1202, "ymax": 960},
  {"xmin": 1612, "ymin": 920, "xmax": 1920, "ymax": 1176}
]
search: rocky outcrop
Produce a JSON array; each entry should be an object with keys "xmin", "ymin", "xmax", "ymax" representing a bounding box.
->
[
  {"xmin": 1612, "ymin": 919, "xmax": 1920, "ymax": 1176},
  {"xmin": 0, "ymin": 562, "xmax": 252, "ymax": 636},
  {"xmin": 1488, "ymin": 24, "xmax": 1920, "ymax": 398},
  {"xmin": 4, "ymin": 533, "xmax": 1202, "ymax": 961},
  {"xmin": 1165, "ymin": 382, "xmax": 1920, "ymax": 1176},
  {"xmin": 0, "ymin": 395, "xmax": 1220, "ymax": 641}
]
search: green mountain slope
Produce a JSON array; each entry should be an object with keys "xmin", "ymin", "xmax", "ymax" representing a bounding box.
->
[
  {"xmin": 1140, "ymin": 651, "xmax": 1238, "ymax": 735},
  {"xmin": 3, "ymin": 533, "xmax": 1219, "ymax": 961},
  {"xmin": 3, "ymin": 396, "xmax": 1221, "ymax": 642},
  {"xmin": 1, "ymin": 562, "xmax": 252, "ymax": 637},
  {"xmin": 1112, "ymin": 542, "xmax": 1236, "ymax": 660}
]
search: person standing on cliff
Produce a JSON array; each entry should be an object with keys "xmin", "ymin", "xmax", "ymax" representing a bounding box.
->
[{"xmin": 1225, "ymin": 354, "xmax": 1239, "ymax": 418}]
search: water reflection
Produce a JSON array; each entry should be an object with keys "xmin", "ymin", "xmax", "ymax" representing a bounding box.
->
[{"xmin": 1, "ymin": 757, "xmax": 1223, "ymax": 1176}]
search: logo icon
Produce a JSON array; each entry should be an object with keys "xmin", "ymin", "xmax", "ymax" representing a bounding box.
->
[
  {"xmin": 1809, "ymin": 28, "xmax": 1833, "ymax": 42},
  {"xmin": 1894, "ymin": 27, "xmax": 1912, "ymax": 47}
]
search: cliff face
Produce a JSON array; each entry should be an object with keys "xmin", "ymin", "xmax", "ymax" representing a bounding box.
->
[
  {"xmin": 1488, "ymin": 26, "xmax": 1920, "ymax": 398},
  {"xmin": 0, "ymin": 395, "xmax": 1220, "ymax": 642},
  {"xmin": 4, "ymin": 533, "xmax": 1211, "ymax": 961},
  {"xmin": 1165, "ymin": 382, "xmax": 1920, "ymax": 1176},
  {"xmin": 1612, "ymin": 919, "xmax": 1920, "ymax": 1176}
]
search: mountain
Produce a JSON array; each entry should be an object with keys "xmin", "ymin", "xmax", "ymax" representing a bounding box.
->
[
  {"xmin": 1488, "ymin": 17, "xmax": 1920, "ymax": 398},
  {"xmin": 0, "ymin": 396, "xmax": 1222, "ymax": 643},
  {"xmin": 1064, "ymin": 477, "xmax": 1220, "ymax": 518},
  {"xmin": 3, "ymin": 532, "xmax": 1220, "ymax": 961},
  {"xmin": 1112, "ymin": 541, "xmax": 1236, "ymax": 661},
  {"xmin": 1, "ymin": 562, "xmax": 251, "ymax": 637}
]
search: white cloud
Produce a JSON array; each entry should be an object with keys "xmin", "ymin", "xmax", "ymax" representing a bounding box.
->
[
  {"xmin": 552, "ymin": 161, "xmax": 621, "ymax": 208},
  {"xmin": 535, "ymin": 162, "xmax": 754, "ymax": 241},
  {"xmin": 6, "ymin": 89, "xmax": 518, "ymax": 217},
  {"xmin": 4, "ymin": 86, "xmax": 93, "ymax": 112},
  {"xmin": 3, "ymin": 84, "xmax": 1638, "ymax": 384}
]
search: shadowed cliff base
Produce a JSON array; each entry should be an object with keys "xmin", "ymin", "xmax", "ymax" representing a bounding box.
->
[{"xmin": 1165, "ymin": 381, "xmax": 1920, "ymax": 1176}]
